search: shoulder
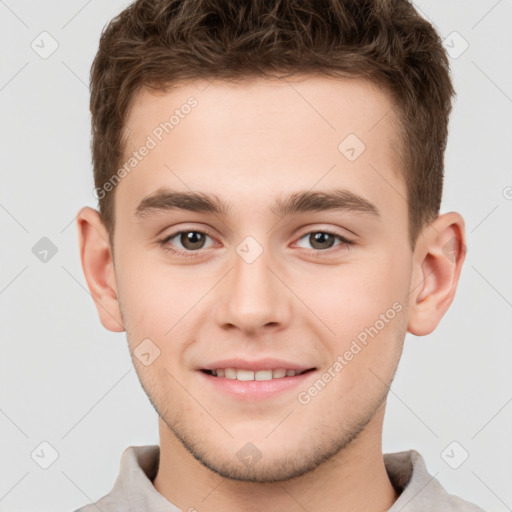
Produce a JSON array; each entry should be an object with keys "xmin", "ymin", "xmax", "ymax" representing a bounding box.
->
[
  {"xmin": 70, "ymin": 445, "xmax": 162, "ymax": 512},
  {"xmin": 385, "ymin": 449, "xmax": 487, "ymax": 512}
]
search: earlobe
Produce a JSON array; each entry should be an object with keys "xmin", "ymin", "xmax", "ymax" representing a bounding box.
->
[
  {"xmin": 407, "ymin": 212, "xmax": 467, "ymax": 336},
  {"xmin": 76, "ymin": 207, "xmax": 125, "ymax": 333}
]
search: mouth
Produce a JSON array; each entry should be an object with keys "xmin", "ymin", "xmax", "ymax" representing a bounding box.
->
[
  {"xmin": 200, "ymin": 368, "xmax": 315, "ymax": 381},
  {"xmin": 197, "ymin": 361, "xmax": 317, "ymax": 400}
]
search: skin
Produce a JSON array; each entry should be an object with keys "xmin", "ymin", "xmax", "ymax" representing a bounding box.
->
[{"xmin": 77, "ymin": 75, "xmax": 466, "ymax": 512}]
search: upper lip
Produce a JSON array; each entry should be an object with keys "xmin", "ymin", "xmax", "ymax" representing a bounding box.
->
[{"xmin": 200, "ymin": 358, "xmax": 315, "ymax": 372}]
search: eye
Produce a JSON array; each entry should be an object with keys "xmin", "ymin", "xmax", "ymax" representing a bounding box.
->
[
  {"xmin": 159, "ymin": 230, "xmax": 215, "ymax": 257},
  {"xmin": 158, "ymin": 228, "xmax": 353, "ymax": 259},
  {"xmin": 294, "ymin": 230, "xmax": 353, "ymax": 252}
]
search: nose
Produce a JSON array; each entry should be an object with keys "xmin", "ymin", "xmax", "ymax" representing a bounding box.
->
[{"xmin": 214, "ymin": 243, "xmax": 292, "ymax": 335}]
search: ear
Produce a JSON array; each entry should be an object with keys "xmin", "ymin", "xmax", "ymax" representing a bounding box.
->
[
  {"xmin": 407, "ymin": 212, "xmax": 467, "ymax": 336},
  {"xmin": 76, "ymin": 206, "xmax": 125, "ymax": 333}
]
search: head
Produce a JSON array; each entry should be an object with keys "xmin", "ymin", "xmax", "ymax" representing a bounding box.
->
[{"xmin": 78, "ymin": 0, "xmax": 466, "ymax": 482}]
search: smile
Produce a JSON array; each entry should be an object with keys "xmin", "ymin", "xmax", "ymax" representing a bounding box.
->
[{"xmin": 202, "ymin": 368, "xmax": 313, "ymax": 381}]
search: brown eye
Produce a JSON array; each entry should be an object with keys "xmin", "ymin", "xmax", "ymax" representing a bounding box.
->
[
  {"xmin": 179, "ymin": 231, "xmax": 207, "ymax": 250},
  {"xmin": 308, "ymin": 232, "xmax": 337, "ymax": 250},
  {"xmin": 295, "ymin": 231, "xmax": 351, "ymax": 252},
  {"xmin": 160, "ymin": 230, "xmax": 215, "ymax": 256}
]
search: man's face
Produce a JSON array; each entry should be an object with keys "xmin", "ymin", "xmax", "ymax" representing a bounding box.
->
[{"xmin": 111, "ymin": 76, "xmax": 412, "ymax": 481}]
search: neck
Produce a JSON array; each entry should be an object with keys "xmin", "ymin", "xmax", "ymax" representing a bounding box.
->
[{"xmin": 153, "ymin": 405, "xmax": 399, "ymax": 512}]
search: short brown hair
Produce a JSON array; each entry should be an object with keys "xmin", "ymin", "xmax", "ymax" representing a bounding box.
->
[{"xmin": 90, "ymin": 0, "xmax": 454, "ymax": 248}]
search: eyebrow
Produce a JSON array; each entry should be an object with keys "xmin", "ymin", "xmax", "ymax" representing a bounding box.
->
[{"xmin": 134, "ymin": 188, "xmax": 380, "ymax": 219}]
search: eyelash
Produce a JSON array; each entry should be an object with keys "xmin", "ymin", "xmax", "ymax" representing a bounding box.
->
[{"xmin": 158, "ymin": 229, "xmax": 353, "ymax": 259}]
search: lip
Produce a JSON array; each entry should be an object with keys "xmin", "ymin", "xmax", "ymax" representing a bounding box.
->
[
  {"xmin": 197, "ymin": 370, "xmax": 316, "ymax": 400},
  {"xmin": 199, "ymin": 358, "xmax": 314, "ymax": 373}
]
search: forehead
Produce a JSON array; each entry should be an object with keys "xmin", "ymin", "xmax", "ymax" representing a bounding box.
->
[
  {"xmin": 116, "ymin": 75, "xmax": 405, "ymax": 224},
  {"xmin": 124, "ymin": 75, "xmax": 400, "ymax": 152}
]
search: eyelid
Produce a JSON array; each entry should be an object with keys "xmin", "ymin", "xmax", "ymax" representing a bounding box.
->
[
  {"xmin": 294, "ymin": 225, "xmax": 353, "ymax": 240},
  {"xmin": 291, "ymin": 229, "xmax": 353, "ymax": 251},
  {"xmin": 160, "ymin": 227, "xmax": 218, "ymax": 249}
]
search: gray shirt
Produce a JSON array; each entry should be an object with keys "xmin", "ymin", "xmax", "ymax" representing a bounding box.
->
[{"xmin": 73, "ymin": 445, "xmax": 486, "ymax": 511}]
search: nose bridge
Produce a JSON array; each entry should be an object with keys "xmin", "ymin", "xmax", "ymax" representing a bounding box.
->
[{"xmin": 216, "ymin": 236, "xmax": 290, "ymax": 332}]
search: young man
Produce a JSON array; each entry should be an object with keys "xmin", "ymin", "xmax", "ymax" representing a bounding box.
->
[{"xmin": 74, "ymin": 0, "xmax": 484, "ymax": 510}]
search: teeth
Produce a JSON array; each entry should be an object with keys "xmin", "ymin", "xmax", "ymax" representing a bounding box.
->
[
  {"xmin": 225, "ymin": 368, "xmax": 237, "ymax": 379},
  {"xmin": 272, "ymin": 368, "xmax": 287, "ymax": 378},
  {"xmin": 255, "ymin": 370, "xmax": 272, "ymax": 381},
  {"xmin": 211, "ymin": 368, "xmax": 302, "ymax": 380}
]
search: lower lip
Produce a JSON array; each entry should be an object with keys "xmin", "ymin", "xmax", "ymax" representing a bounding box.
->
[{"xmin": 197, "ymin": 370, "xmax": 316, "ymax": 400}]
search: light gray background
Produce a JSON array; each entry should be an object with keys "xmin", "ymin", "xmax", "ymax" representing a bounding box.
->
[{"xmin": 1, "ymin": 1, "xmax": 511, "ymax": 511}]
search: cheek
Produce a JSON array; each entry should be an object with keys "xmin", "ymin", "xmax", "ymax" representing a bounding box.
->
[
  {"xmin": 115, "ymin": 255, "xmax": 176, "ymax": 339},
  {"xmin": 116, "ymin": 257, "xmax": 207, "ymax": 367},
  {"xmin": 299, "ymin": 259, "xmax": 408, "ymax": 408},
  {"xmin": 306, "ymin": 254, "xmax": 409, "ymax": 335}
]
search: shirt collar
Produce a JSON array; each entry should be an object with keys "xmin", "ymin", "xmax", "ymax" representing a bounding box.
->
[{"xmin": 95, "ymin": 445, "xmax": 481, "ymax": 511}]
